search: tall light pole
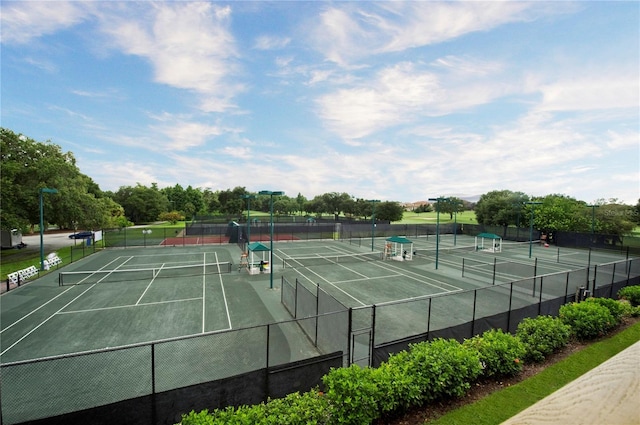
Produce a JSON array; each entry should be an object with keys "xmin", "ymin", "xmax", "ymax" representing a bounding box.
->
[
  {"xmin": 241, "ymin": 194, "xmax": 256, "ymax": 246},
  {"xmin": 587, "ymin": 204, "xmax": 599, "ymax": 239},
  {"xmin": 428, "ymin": 197, "xmax": 450, "ymax": 269},
  {"xmin": 525, "ymin": 201, "xmax": 542, "ymax": 258},
  {"xmin": 366, "ymin": 200, "xmax": 380, "ymax": 252},
  {"xmin": 259, "ymin": 190, "xmax": 284, "ymax": 289},
  {"xmin": 39, "ymin": 187, "xmax": 58, "ymax": 271},
  {"xmin": 450, "ymin": 198, "xmax": 461, "ymax": 246}
]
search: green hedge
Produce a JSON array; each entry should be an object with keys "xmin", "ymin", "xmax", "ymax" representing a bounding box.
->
[
  {"xmin": 516, "ymin": 316, "xmax": 571, "ymax": 363},
  {"xmin": 180, "ymin": 293, "xmax": 637, "ymax": 425}
]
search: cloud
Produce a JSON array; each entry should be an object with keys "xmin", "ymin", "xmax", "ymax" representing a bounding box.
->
[
  {"xmin": 0, "ymin": 1, "xmax": 89, "ymax": 44},
  {"xmin": 316, "ymin": 59, "xmax": 514, "ymax": 140},
  {"xmin": 538, "ymin": 72, "xmax": 639, "ymax": 112},
  {"xmin": 254, "ymin": 35, "xmax": 291, "ymax": 50},
  {"xmin": 147, "ymin": 113, "xmax": 228, "ymax": 151},
  {"xmin": 97, "ymin": 2, "xmax": 243, "ymax": 112},
  {"xmin": 310, "ymin": 2, "xmax": 539, "ymax": 66}
]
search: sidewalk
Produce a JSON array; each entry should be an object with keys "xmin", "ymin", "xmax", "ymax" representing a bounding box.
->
[{"xmin": 501, "ymin": 340, "xmax": 640, "ymax": 425}]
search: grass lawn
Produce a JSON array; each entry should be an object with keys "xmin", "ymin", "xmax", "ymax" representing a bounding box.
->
[{"xmin": 399, "ymin": 211, "xmax": 478, "ymax": 224}]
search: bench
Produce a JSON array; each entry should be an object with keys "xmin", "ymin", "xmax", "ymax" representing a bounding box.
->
[
  {"xmin": 44, "ymin": 254, "xmax": 63, "ymax": 269},
  {"xmin": 7, "ymin": 272, "xmax": 20, "ymax": 285},
  {"xmin": 18, "ymin": 265, "xmax": 39, "ymax": 281}
]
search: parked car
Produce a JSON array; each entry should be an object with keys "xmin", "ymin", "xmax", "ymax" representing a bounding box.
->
[{"xmin": 68, "ymin": 231, "xmax": 93, "ymax": 239}]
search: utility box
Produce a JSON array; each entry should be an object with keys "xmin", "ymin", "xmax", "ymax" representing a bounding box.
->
[{"xmin": 1, "ymin": 229, "xmax": 23, "ymax": 249}]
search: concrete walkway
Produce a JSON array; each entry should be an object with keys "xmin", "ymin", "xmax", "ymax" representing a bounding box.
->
[{"xmin": 501, "ymin": 340, "xmax": 640, "ymax": 425}]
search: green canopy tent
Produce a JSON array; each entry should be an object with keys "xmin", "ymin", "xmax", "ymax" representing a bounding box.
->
[
  {"xmin": 244, "ymin": 242, "xmax": 271, "ymax": 274},
  {"xmin": 475, "ymin": 233, "xmax": 502, "ymax": 252},
  {"xmin": 385, "ymin": 236, "xmax": 414, "ymax": 261}
]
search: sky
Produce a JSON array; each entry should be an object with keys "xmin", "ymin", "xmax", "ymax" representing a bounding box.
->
[{"xmin": 2, "ymin": 1, "xmax": 639, "ymax": 205}]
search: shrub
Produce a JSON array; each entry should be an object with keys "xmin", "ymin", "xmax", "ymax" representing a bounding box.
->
[
  {"xmin": 322, "ymin": 365, "xmax": 384, "ymax": 425},
  {"xmin": 559, "ymin": 301, "xmax": 616, "ymax": 340},
  {"xmin": 263, "ymin": 391, "xmax": 330, "ymax": 424},
  {"xmin": 618, "ymin": 285, "xmax": 640, "ymax": 306},
  {"xmin": 585, "ymin": 297, "xmax": 626, "ymax": 325},
  {"xmin": 464, "ymin": 329, "xmax": 525, "ymax": 378},
  {"xmin": 207, "ymin": 404, "xmax": 266, "ymax": 424},
  {"xmin": 181, "ymin": 410, "xmax": 214, "ymax": 425},
  {"xmin": 186, "ymin": 390, "xmax": 329, "ymax": 425},
  {"xmin": 516, "ymin": 316, "xmax": 571, "ymax": 363},
  {"xmin": 387, "ymin": 338, "xmax": 482, "ymax": 404}
]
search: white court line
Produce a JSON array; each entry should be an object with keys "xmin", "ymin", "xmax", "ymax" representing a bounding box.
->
[
  {"xmin": 370, "ymin": 260, "xmax": 463, "ymax": 292},
  {"xmin": 334, "ymin": 273, "xmax": 404, "ymax": 285},
  {"xmin": 0, "ymin": 256, "xmax": 129, "ymax": 335},
  {"xmin": 294, "ymin": 267, "xmax": 368, "ymax": 307},
  {"xmin": 58, "ymin": 297, "xmax": 203, "ymax": 314},
  {"xmin": 202, "ymin": 253, "xmax": 206, "ymax": 333},
  {"xmin": 323, "ymin": 244, "xmax": 463, "ymax": 293},
  {"xmin": 0, "ymin": 256, "xmax": 134, "ymax": 356},
  {"xmin": 210, "ymin": 252, "xmax": 232, "ymax": 333},
  {"xmin": 136, "ymin": 263, "xmax": 164, "ymax": 305}
]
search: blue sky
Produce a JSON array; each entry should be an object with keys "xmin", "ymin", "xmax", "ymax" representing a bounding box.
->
[{"xmin": 2, "ymin": 1, "xmax": 638, "ymax": 204}]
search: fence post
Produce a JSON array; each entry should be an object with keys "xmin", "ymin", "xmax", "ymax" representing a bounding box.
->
[
  {"xmin": 538, "ymin": 277, "xmax": 544, "ymax": 315},
  {"xmin": 492, "ymin": 258, "xmax": 497, "ymax": 285},
  {"xmin": 471, "ymin": 289, "xmax": 478, "ymax": 337},
  {"xmin": 370, "ymin": 305, "xmax": 376, "ymax": 367},
  {"xmin": 151, "ymin": 343, "xmax": 157, "ymax": 424},
  {"xmin": 507, "ymin": 282, "xmax": 514, "ymax": 332}
]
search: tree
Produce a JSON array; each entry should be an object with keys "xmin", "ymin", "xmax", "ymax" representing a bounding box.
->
[
  {"xmin": 322, "ymin": 192, "xmax": 354, "ymax": 220},
  {"xmin": 531, "ymin": 194, "xmax": 589, "ymax": 233},
  {"xmin": 0, "ymin": 128, "xmax": 123, "ymax": 231},
  {"xmin": 375, "ymin": 201, "xmax": 404, "ymax": 222},
  {"xmin": 295, "ymin": 193, "xmax": 307, "ymax": 215},
  {"xmin": 438, "ymin": 197, "xmax": 465, "ymax": 219},
  {"xmin": 113, "ymin": 183, "xmax": 167, "ymax": 223},
  {"xmin": 475, "ymin": 190, "xmax": 530, "ymax": 227},
  {"xmin": 158, "ymin": 211, "xmax": 185, "ymax": 225},
  {"xmin": 202, "ymin": 188, "xmax": 220, "ymax": 214},
  {"xmin": 217, "ymin": 187, "xmax": 248, "ymax": 217},
  {"xmin": 588, "ymin": 201, "xmax": 635, "ymax": 236},
  {"xmin": 305, "ymin": 196, "xmax": 326, "ymax": 218}
]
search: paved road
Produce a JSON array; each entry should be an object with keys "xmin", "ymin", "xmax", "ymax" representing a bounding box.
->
[
  {"xmin": 21, "ymin": 232, "xmax": 82, "ymax": 252},
  {"xmin": 501, "ymin": 340, "xmax": 640, "ymax": 425}
]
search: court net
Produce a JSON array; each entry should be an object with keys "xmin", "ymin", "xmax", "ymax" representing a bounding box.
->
[
  {"xmin": 282, "ymin": 251, "xmax": 383, "ymax": 268},
  {"xmin": 58, "ymin": 262, "xmax": 233, "ymax": 286}
]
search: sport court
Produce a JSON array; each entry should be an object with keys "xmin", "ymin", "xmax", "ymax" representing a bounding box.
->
[
  {"xmin": 1, "ymin": 235, "xmax": 627, "ymax": 363},
  {"xmin": 0, "ymin": 236, "xmax": 633, "ymax": 424}
]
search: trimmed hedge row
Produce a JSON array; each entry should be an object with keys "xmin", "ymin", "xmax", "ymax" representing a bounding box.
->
[{"xmin": 180, "ymin": 287, "xmax": 640, "ymax": 425}]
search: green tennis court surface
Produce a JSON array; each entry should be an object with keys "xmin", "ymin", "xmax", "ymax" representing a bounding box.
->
[{"xmin": 0, "ymin": 238, "xmax": 633, "ymax": 424}]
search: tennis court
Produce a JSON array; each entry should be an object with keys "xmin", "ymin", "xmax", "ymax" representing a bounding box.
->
[
  {"xmin": 1, "ymin": 237, "xmax": 635, "ymax": 424},
  {"xmin": 0, "ymin": 245, "xmax": 322, "ymax": 365},
  {"xmin": 2, "ymin": 238, "xmax": 630, "ymax": 363}
]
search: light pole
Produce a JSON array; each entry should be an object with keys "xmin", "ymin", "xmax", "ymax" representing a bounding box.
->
[
  {"xmin": 428, "ymin": 197, "xmax": 450, "ymax": 269},
  {"xmin": 525, "ymin": 201, "xmax": 542, "ymax": 258},
  {"xmin": 39, "ymin": 187, "xmax": 58, "ymax": 270},
  {"xmin": 259, "ymin": 190, "xmax": 284, "ymax": 289},
  {"xmin": 587, "ymin": 204, "xmax": 599, "ymax": 239},
  {"xmin": 366, "ymin": 200, "xmax": 381, "ymax": 252},
  {"xmin": 242, "ymin": 194, "xmax": 256, "ymax": 246},
  {"xmin": 450, "ymin": 199, "xmax": 461, "ymax": 246}
]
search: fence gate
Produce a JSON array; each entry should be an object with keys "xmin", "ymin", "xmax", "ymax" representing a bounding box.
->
[{"xmin": 350, "ymin": 306, "xmax": 374, "ymax": 366}]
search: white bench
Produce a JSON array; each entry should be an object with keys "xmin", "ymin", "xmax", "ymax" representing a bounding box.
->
[
  {"xmin": 18, "ymin": 265, "xmax": 39, "ymax": 281},
  {"xmin": 7, "ymin": 272, "xmax": 20, "ymax": 285},
  {"xmin": 44, "ymin": 254, "xmax": 63, "ymax": 269}
]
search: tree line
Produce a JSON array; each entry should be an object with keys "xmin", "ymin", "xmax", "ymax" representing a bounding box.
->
[{"xmin": 2, "ymin": 128, "xmax": 639, "ymax": 237}]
